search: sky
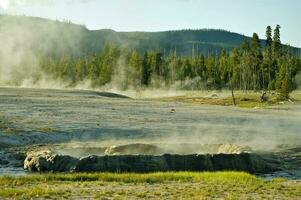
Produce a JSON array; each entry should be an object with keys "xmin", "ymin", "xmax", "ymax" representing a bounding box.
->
[{"xmin": 0, "ymin": 0, "xmax": 300, "ymax": 47}]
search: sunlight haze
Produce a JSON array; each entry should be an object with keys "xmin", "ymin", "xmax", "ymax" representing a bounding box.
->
[{"xmin": 0, "ymin": 0, "xmax": 300, "ymax": 47}]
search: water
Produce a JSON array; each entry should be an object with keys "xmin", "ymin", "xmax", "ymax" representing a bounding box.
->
[{"xmin": 0, "ymin": 167, "xmax": 28, "ymax": 176}]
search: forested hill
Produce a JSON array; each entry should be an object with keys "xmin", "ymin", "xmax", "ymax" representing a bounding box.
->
[
  {"xmin": 1, "ymin": 15, "xmax": 299, "ymax": 57},
  {"xmin": 95, "ymin": 29, "xmax": 255, "ymax": 56}
]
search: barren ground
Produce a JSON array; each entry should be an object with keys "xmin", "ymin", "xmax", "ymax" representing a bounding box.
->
[
  {"xmin": 0, "ymin": 88, "xmax": 301, "ymax": 199},
  {"xmin": 0, "ymin": 88, "xmax": 300, "ymax": 173}
]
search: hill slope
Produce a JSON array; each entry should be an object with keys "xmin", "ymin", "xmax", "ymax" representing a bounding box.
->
[{"xmin": 0, "ymin": 15, "xmax": 299, "ymax": 58}]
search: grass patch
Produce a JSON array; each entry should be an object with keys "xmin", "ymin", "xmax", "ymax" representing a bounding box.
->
[
  {"xmin": 153, "ymin": 90, "xmax": 292, "ymax": 108},
  {"xmin": 291, "ymin": 90, "xmax": 301, "ymax": 101},
  {"xmin": 36, "ymin": 126, "xmax": 57, "ymax": 133},
  {"xmin": 0, "ymin": 172, "xmax": 300, "ymax": 199},
  {"xmin": 234, "ymin": 93, "xmax": 277, "ymax": 108},
  {"xmin": 0, "ymin": 118, "xmax": 21, "ymax": 134},
  {"xmin": 0, "ymin": 186, "xmax": 61, "ymax": 200},
  {"xmin": 0, "ymin": 171, "xmax": 257, "ymax": 185}
]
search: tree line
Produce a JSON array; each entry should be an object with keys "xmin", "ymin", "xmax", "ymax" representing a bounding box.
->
[{"xmin": 39, "ymin": 25, "xmax": 301, "ymax": 100}]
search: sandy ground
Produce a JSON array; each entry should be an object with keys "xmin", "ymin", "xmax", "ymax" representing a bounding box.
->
[{"xmin": 0, "ymin": 87, "xmax": 301, "ymax": 177}]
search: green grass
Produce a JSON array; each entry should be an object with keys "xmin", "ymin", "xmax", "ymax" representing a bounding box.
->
[
  {"xmin": 234, "ymin": 93, "xmax": 277, "ymax": 108},
  {"xmin": 153, "ymin": 90, "xmax": 301, "ymax": 108},
  {"xmin": 0, "ymin": 172, "xmax": 300, "ymax": 199},
  {"xmin": 291, "ymin": 90, "xmax": 301, "ymax": 101},
  {"xmin": 0, "ymin": 172, "xmax": 258, "ymax": 184}
]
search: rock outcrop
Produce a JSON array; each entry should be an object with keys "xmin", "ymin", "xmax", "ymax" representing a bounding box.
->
[
  {"xmin": 74, "ymin": 153, "xmax": 273, "ymax": 173},
  {"xmin": 24, "ymin": 151, "xmax": 78, "ymax": 172},
  {"xmin": 24, "ymin": 151, "xmax": 275, "ymax": 174}
]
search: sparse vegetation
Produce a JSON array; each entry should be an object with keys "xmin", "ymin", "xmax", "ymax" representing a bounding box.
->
[
  {"xmin": 0, "ymin": 172, "xmax": 300, "ymax": 199},
  {"xmin": 152, "ymin": 91, "xmax": 287, "ymax": 108},
  {"xmin": 36, "ymin": 126, "xmax": 57, "ymax": 133},
  {"xmin": 0, "ymin": 116, "xmax": 21, "ymax": 134}
]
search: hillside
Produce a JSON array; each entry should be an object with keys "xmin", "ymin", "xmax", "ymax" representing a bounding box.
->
[
  {"xmin": 1, "ymin": 15, "xmax": 298, "ymax": 57},
  {"xmin": 105, "ymin": 29, "xmax": 249, "ymax": 55}
]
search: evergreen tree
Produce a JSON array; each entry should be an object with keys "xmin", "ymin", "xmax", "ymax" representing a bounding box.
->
[
  {"xmin": 272, "ymin": 25, "xmax": 282, "ymax": 58},
  {"xmin": 265, "ymin": 26, "xmax": 272, "ymax": 48},
  {"xmin": 166, "ymin": 50, "xmax": 179, "ymax": 85},
  {"xmin": 251, "ymin": 33, "xmax": 261, "ymax": 52},
  {"xmin": 148, "ymin": 51, "xmax": 163, "ymax": 86},
  {"xmin": 250, "ymin": 33, "xmax": 262, "ymax": 90},
  {"xmin": 129, "ymin": 50, "xmax": 142, "ymax": 87},
  {"xmin": 276, "ymin": 61, "xmax": 291, "ymax": 100},
  {"xmin": 141, "ymin": 52, "xmax": 150, "ymax": 86},
  {"xmin": 263, "ymin": 26, "xmax": 274, "ymax": 90},
  {"xmin": 99, "ymin": 44, "xmax": 120, "ymax": 85},
  {"xmin": 87, "ymin": 54, "xmax": 100, "ymax": 86},
  {"xmin": 229, "ymin": 48, "xmax": 240, "ymax": 89},
  {"xmin": 35, "ymin": 25, "xmax": 301, "ymax": 96}
]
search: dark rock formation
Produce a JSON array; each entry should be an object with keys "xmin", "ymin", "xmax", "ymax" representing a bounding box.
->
[
  {"xmin": 24, "ymin": 151, "xmax": 275, "ymax": 174},
  {"xmin": 75, "ymin": 153, "xmax": 273, "ymax": 173}
]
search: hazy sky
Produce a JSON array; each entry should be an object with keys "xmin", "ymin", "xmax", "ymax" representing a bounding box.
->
[{"xmin": 0, "ymin": 0, "xmax": 300, "ymax": 47}]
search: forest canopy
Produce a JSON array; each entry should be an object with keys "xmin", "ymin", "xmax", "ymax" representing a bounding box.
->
[{"xmin": 38, "ymin": 25, "xmax": 301, "ymax": 100}]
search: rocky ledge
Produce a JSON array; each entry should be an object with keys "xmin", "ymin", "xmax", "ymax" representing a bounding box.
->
[{"xmin": 24, "ymin": 151, "xmax": 276, "ymax": 174}]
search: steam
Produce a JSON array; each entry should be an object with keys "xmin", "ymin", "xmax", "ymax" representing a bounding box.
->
[
  {"xmin": 0, "ymin": 14, "xmax": 300, "ymax": 96},
  {"xmin": 0, "ymin": 27, "xmax": 37, "ymax": 86},
  {"xmin": 0, "ymin": 22, "xmax": 39, "ymax": 86},
  {"xmin": 47, "ymin": 101, "xmax": 301, "ymax": 158},
  {"xmin": 0, "ymin": 15, "xmax": 87, "ymax": 88},
  {"xmin": 0, "ymin": 0, "xmax": 54, "ymax": 10},
  {"xmin": 0, "ymin": 0, "xmax": 9, "ymax": 9},
  {"xmin": 0, "ymin": 14, "xmax": 139, "ymax": 91},
  {"xmin": 0, "ymin": 0, "xmax": 93, "ymax": 10}
]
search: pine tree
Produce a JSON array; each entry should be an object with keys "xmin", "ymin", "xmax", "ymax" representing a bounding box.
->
[
  {"xmin": 99, "ymin": 44, "xmax": 120, "ymax": 85},
  {"xmin": 272, "ymin": 25, "xmax": 282, "ymax": 58},
  {"xmin": 141, "ymin": 52, "xmax": 150, "ymax": 86},
  {"xmin": 263, "ymin": 26, "xmax": 273, "ymax": 89},
  {"xmin": 87, "ymin": 54, "xmax": 100, "ymax": 86},
  {"xmin": 35, "ymin": 25, "xmax": 301, "ymax": 94},
  {"xmin": 276, "ymin": 62, "xmax": 290, "ymax": 100},
  {"xmin": 166, "ymin": 50, "xmax": 179, "ymax": 85},
  {"xmin": 148, "ymin": 51, "xmax": 163, "ymax": 86},
  {"xmin": 251, "ymin": 33, "xmax": 260, "ymax": 52},
  {"xmin": 129, "ymin": 50, "xmax": 142, "ymax": 87},
  {"xmin": 229, "ymin": 48, "xmax": 240, "ymax": 89},
  {"xmin": 265, "ymin": 26, "xmax": 272, "ymax": 48}
]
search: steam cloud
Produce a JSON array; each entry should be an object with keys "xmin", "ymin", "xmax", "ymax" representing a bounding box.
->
[
  {"xmin": 0, "ymin": 15, "xmax": 89, "ymax": 89},
  {"xmin": 0, "ymin": 0, "xmax": 93, "ymax": 10},
  {"xmin": 0, "ymin": 0, "xmax": 54, "ymax": 10}
]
